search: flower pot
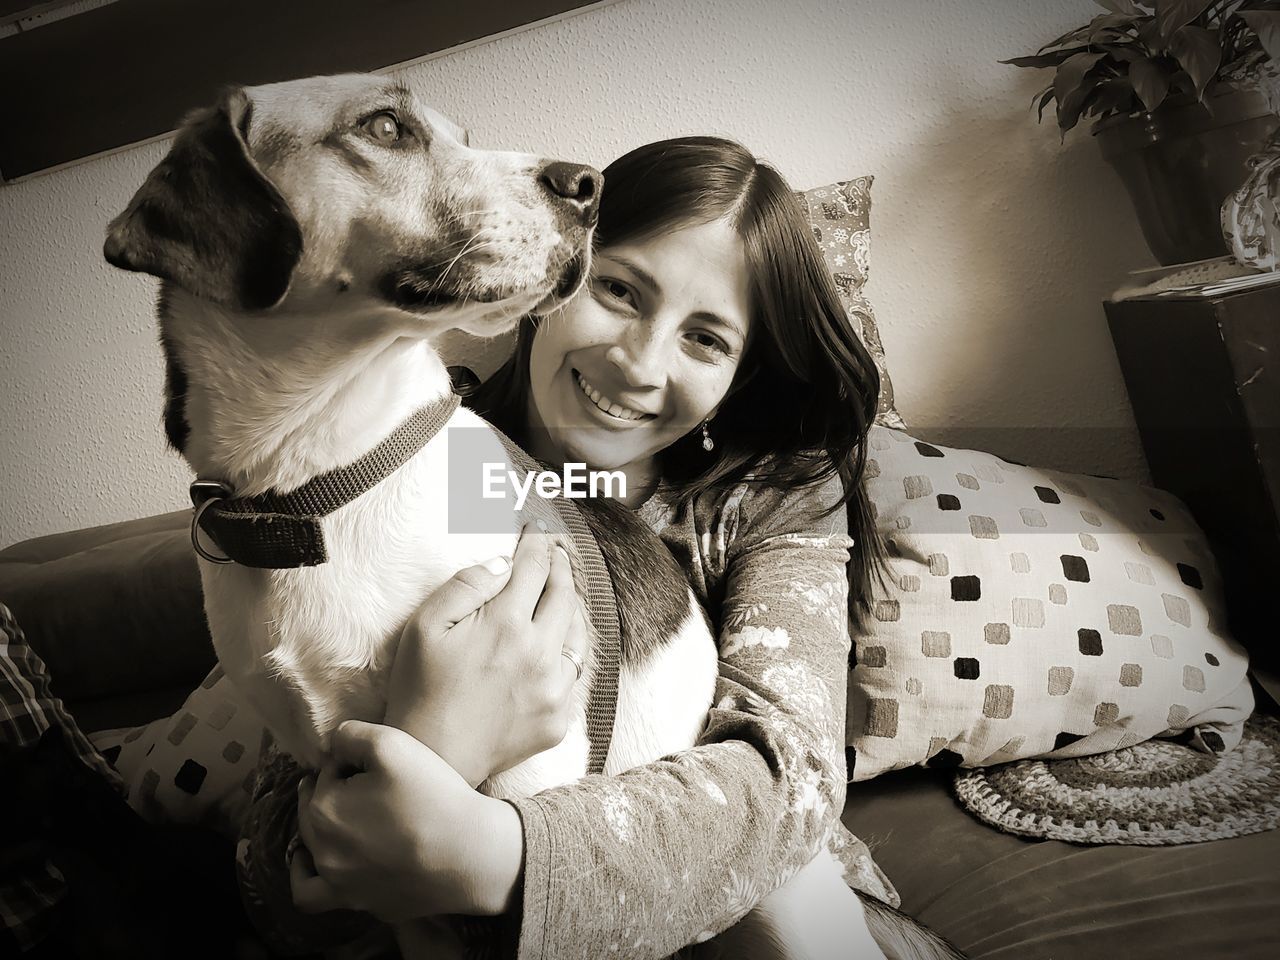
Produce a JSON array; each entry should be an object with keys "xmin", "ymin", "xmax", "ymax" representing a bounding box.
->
[{"xmin": 1093, "ymin": 84, "xmax": 1279, "ymax": 266}]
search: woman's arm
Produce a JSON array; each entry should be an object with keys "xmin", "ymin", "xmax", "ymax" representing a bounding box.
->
[
  {"xmin": 285, "ymin": 476, "xmax": 868, "ymax": 958},
  {"xmin": 507, "ymin": 475, "xmax": 857, "ymax": 960}
]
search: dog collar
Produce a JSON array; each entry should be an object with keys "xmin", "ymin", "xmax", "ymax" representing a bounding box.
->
[{"xmin": 189, "ymin": 391, "xmax": 461, "ymax": 569}]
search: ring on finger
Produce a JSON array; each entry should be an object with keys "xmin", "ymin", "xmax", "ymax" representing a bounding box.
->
[{"xmin": 561, "ymin": 647, "xmax": 585, "ymax": 682}]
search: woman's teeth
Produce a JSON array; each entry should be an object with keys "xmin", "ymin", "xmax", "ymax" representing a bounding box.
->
[{"xmin": 574, "ymin": 371, "xmax": 652, "ymax": 422}]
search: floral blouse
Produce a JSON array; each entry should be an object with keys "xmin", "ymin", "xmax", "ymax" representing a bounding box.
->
[
  {"xmin": 508, "ymin": 474, "xmax": 897, "ymax": 959},
  {"xmin": 238, "ymin": 473, "xmax": 897, "ymax": 958}
]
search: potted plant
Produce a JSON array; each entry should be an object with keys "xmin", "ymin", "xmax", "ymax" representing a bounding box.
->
[{"xmin": 1004, "ymin": 0, "xmax": 1280, "ymax": 265}]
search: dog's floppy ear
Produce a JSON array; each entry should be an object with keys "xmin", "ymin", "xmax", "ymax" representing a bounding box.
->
[{"xmin": 104, "ymin": 88, "xmax": 303, "ymax": 311}]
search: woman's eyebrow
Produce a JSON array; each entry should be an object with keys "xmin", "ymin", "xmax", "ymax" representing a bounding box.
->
[
  {"xmin": 692, "ymin": 311, "xmax": 746, "ymax": 342},
  {"xmin": 609, "ymin": 256, "xmax": 746, "ymax": 341},
  {"xmin": 609, "ymin": 256, "xmax": 660, "ymax": 294}
]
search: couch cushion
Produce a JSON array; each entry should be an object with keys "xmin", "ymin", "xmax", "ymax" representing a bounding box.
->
[
  {"xmin": 842, "ymin": 757, "xmax": 1280, "ymax": 960},
  {"xmin": 0, "ymin": 511, "xmax": 213, "ymax": 715}
]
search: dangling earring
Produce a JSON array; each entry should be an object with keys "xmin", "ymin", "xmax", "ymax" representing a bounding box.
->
[{"xmin": 701, "ymin": 419, "xmax": 715, "ymax": 452}]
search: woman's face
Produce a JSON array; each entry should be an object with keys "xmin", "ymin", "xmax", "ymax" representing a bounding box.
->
[{"xmin": 527, "ymin": 217, "xmax": 752, "ymax": 475}]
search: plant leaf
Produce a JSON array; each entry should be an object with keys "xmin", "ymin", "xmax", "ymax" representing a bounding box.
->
[
  {"xmin": 1138, "ymin": 17, "xmax": 1166, "ymax": 49},
  {"xmin": 1000, "ymin": 47, "xmax": 1092, "ymax": 69},
  {"xmin": 1238, "ymin": 10, "xmax": 1280, "ymax": 60},
  {"xmin": 1091, "ymin": 11, "xmax": 1147, "ymax": 30},
  {"xmin": 1055, "ymin": 50, "xmax": 1108, "ymax": 106},
  {"xmin": 1152, "ymin": 0, "xmax": 1215, "ymax": 42},
  {"xmin": 1039, "ymin": 12, "xmax": 1139, "ymax": 54},
  {"xmin": 1057, "ymin": 65, "xmax": 1108, "ymax": 133},
  {"xmin": 1088, "ymin": 78, "xmax": 1141, "ymax": 117},
  {"xmin": 1036, "ymin": 86, "xmax": 1057, "ymax": 122},
  {"xmin": 1038, "ymin": 24, "xmax": 1094, "ymax": 55},
  {"xmin": 1098, "ymin": 43, "xmax": 1144, "ymax": 60},
  {"xmin": 1169, "ymin": 24, "xmax": 1222, "ymax": 97},
  {"xmin": 1129, "ymin": 56, "xmax": 1173, "ymax": 110},
  {"xmin": 1097, "ymin": 0, "xmax": 1144, "ymax": 15}
]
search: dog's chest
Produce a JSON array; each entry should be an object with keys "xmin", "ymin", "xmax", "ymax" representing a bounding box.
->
[{"xmin": 202, "ymin": 432, "xmax": 519, "ymax": 766}]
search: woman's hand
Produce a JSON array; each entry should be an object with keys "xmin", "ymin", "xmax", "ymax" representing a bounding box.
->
[
  {"xmin": 290, "ymin": 720, "xmax": 524, "ymax": 921},
  {"xmin": 385, "ymin": 523, "xmax": 590, "ymax": 788}
]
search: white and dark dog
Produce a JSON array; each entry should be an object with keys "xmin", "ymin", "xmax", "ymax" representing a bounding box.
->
[{"xmin": 104, "ymin": 74, "xmax": 958, "ymax": 960}]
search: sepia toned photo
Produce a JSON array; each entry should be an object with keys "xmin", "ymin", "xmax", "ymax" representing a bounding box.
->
[{"xmin": 2, "ymin": 2, "xmax": 1278, "ymax": 958}]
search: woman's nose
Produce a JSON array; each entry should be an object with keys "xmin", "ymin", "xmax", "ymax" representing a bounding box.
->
[{"xmin": 605, "ymin": 324, "xmax": 669, "ymax": 388}]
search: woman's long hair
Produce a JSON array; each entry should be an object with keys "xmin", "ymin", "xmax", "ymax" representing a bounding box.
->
[{"xmin": 468, "ymin": 136, "xmax": 886, "ymax": 621}]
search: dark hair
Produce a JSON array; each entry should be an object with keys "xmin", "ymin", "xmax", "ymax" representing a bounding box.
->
[{"xmin": 468, "ymin": 136, "xmax": 886, "ymax": 619}]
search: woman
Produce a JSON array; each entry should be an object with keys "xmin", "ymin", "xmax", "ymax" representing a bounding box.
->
[{"xmin": 265, "ymin": 135, "xmax": 928, "ymax": 960}]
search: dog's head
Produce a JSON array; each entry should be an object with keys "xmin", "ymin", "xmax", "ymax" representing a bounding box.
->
[{"xmin": 104, "ymin": 73, "xmax": 598, "ymax": 337}]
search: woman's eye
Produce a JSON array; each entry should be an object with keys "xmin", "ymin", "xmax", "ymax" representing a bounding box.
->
[
  {"xmin": 596, "ymin": 278, "xmax": 635, "ymax": 305},
  {"xmin": 362, "ymin": 112, "xmax": 403, "ymax": 144},
  {"xmin": 689, "ymin": 332, "xmax": 728, "ymax": 354}
]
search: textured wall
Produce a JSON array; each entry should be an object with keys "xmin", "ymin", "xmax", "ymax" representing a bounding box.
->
[{"xmin": 0, "ymin": 0, "xmax": 1154, "ymax": 547}]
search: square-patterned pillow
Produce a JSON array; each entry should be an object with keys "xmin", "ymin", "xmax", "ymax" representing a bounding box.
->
[
  {"xmin": 846, "ymin": 428, "xmax": 1254, "ymax": 781},
  {"xmin": 90, "ymin": 664, "xmax": 267, "ymax": 838},
  {"xmin": 794, "ymin": 177, "xmax": 905, "ymax": 429}
]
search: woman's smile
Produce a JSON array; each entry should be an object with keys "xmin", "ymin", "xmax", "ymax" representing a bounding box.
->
[{"xmin": 571, "ymin": 369, "xmax": 657, "ymax": 424}]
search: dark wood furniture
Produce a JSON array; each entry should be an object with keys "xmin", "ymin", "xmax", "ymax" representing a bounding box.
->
[{"xmin": 1106, "ymin": 284, "xmax": 1280, "ymax": 672}]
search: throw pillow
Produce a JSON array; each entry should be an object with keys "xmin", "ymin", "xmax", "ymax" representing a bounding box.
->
[
  {"xmin": 846, "ymin": 428, "xmax": 1254, "ymax": 781},
  {"xmin": 90, "ymin": 664, "xmax": 267, "ymax": 838},
  {"xmin": 794, "ymin": 177, "xmax": 905, "ymax": 429}
]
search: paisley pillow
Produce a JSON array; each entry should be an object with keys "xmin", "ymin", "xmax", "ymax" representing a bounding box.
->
[{"xmin": 795, "ymin": 177, "xmax": 905, "ymax": 429}]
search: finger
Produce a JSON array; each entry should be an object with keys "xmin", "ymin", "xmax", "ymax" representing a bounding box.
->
[
  {"xmin": 421, "ymin": 556, "xmax": 514, "ymax": 630},
  {"xmin": 558, "ymin": 605, "xmax": 591, "ymax": 689},
  {"xmin": 290, "ymin": 845, "xmax": 345, "ymax": 914},
  {"xmin": 296, "ymin": 776, "xmax": 320, "ymax": 853},
  {"xmin": 500, "ymin": 521, "xmax": 553, "ymax": 620},
  {"xmin": 329, "ymin": 719, "xmax": 395, "ymax": 775},
  {"xmin": 316, "ymin": 757, "xmax": 346, "ymax": 797},
  {"xmin": 532, "ymin": 544, "xmax": 577, "ymax": 630}
]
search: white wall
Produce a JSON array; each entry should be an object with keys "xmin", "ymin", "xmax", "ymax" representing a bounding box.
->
[{"xmin": 0, "ymin": 0, "xmax": 1154, "ymax": 548}]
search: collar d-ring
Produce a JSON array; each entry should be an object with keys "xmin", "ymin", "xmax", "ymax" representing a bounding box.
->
[{"xmin": 190, "ymin": 480, "xmax": 234, "ymax": 564}]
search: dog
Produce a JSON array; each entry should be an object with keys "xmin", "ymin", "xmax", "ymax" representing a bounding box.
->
[{"xmin": 103, "ymin": 73, "xmax": 961, "ymax": 960}]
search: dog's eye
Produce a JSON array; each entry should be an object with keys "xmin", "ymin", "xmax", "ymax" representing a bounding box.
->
[{"xmin": 362, "ymin": 112, "xmax": 403, "ymax": 144}]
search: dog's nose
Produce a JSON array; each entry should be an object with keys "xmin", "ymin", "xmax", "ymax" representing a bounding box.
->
[{"xmin": 538, "ymin": 162, "xmax": 602, "ymax": 224}]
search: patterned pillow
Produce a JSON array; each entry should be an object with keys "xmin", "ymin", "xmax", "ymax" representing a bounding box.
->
[
  {"xmin": 794, "ymin": 177, "xmax": 905, "ymax": 429},
  {"xmin": 846, "ymin": 428, "xmax": 1255, "ymax": 781},
  {"xmin": 90, "ymin": 664, "xmax": 267, "ymax": 838}
]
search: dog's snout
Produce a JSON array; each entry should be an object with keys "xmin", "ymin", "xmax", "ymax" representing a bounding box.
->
[{"xmin": 538, "ymin": 162, "xmax": 601, "ymax": 223}]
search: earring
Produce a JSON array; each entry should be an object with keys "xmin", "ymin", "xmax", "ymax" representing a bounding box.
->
[{"xmin": 701, "ymin": 419, "xmax": 714, "ymax": 452}]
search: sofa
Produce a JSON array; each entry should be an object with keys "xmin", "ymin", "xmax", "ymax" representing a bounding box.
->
[{"xmin": 1, "ymin": 506, "xmax": 1277, "ymax": 959}]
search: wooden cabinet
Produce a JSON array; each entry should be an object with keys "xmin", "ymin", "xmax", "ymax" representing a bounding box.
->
[{"xmin": 1105, "ymin": 285, "xmax": 1280, "ymax": 670}]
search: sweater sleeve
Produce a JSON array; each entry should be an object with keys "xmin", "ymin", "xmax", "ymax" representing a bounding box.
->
[{"xmin": 508, "ymin": 475, "xmax": 868, "ymax": 960}]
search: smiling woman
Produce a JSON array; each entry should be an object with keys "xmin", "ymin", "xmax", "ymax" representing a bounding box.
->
[{"xmin": 471, "ymin": 137, "xmax": 883, "ymax": 573}]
